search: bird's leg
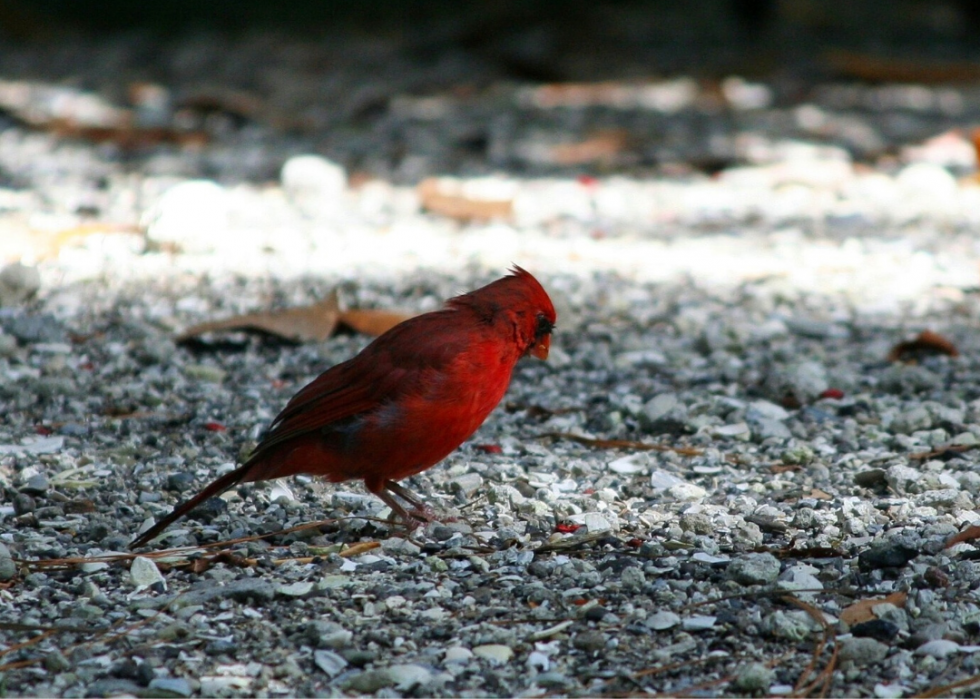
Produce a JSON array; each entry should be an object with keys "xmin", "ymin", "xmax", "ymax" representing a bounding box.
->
[
  {"xmin": 384, "ymin": 480, "xmax": 445, "ymax": 524},
  {"xmin": 372, "ymin": 489, "xmax": 423, "ymax": 532}
]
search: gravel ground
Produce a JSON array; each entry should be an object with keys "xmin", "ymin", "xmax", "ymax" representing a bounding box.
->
[{"xmin": 5, "ymin": 10, "xmax": 980, "ymax": 698}]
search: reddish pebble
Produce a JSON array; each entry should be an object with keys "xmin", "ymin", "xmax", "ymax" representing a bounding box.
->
[
  {"xmin": 820, "ymin": 388, "xmax": 845, "ymax": 400},
  {"xmin": 204, "ymin": 421, "xmax": 227, "ymax": 432},
  {"xmin": 474, "ymin": 444, "xmax": 502, "ymax": 454},
  {"xmin": 556, "ymin": 522, "xmax": 582, "ymax": 533},
  {"xmin": 35, "ymin": 425, "xmax": 53, "ymax": 436}
]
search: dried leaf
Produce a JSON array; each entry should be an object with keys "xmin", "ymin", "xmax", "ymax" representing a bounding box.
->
[
  {"xmin": 808, "ymin": 488, "xmax": 833, "ymax": 500},
  {"xmin": 888, "ymin": 330, "xmax": 959, "ymax": 362},
  {"xmin": 946, "ymin": 524, "xmax": 980, "ymax": 549},
  {"xmin": 840, "ymin": 591, "xmax": 907, "ymax": 626},
  {"xmin": 418, "ymin": 178, "xmax": 513, "ymax": 221},
  {"xmin": 549, "ymin": 130, "xmax": 628, "ymax": 165},
  {"xmin": 909, "ymin": 443, "xmax": 977, "ymax": 461},
  {"xmin": 177, "ymin": 291, "xmax": 340, "ymax": 344},
  {"xmin": 541, "ymin": 431, "xmax": 703, "ymax": 456},
  {"xmin": 338, "ymin": 308, "xmax": 412, "ymax": 336},
  {"xmin": 771, "ymin": 464, "xmax": 802, "ymax": 474}
]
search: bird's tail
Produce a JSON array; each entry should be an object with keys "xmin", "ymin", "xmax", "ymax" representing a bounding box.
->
[{"xmin": 129, "ymin": 462, "xmax": 251, "ymax": 549}]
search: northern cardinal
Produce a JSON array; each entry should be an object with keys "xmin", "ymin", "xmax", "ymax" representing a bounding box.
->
[{"xmin": 131, "ymin": 266, "xmax": 555, "ymax": 548}]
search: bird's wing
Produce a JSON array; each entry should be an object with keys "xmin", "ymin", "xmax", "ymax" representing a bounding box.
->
[{"xmin": 250, "ymin": 310, "xmax": 478, "ymax": 454}]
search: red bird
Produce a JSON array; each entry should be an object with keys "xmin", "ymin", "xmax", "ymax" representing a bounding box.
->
[{"xmin": 131, "ymin": 267, "xmax": 556, "ymax": 548}]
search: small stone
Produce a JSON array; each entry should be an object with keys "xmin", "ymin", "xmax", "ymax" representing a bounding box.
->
[
  {"xmin": 776, "ymin": 564, "xmax": 823, "ymax": 597},
  {"xmin": 727, "ymin": 553, "xmax": 781, "ymax": 585},
  {"xmin": 535, "ymin": 672, "xmax": 570, "ymax": 688},
  {"xmin": 874, "ymin": 684, "xmax": 907, "ymax": 699},
  {"xmin": 166, "ymin": 473, "xmax": 196, "ymax": 492},
  {"xmin": 731, "ymin": 662, "xmax": 773, "ymax": 696},
  {"xmin": 72, "ymin": 603, "xmax": 104, "ymax": 620},
  {"xmin": 145, "ymin": 180, "xmax": 230, "ymax": 254},
  {"xmin": 608, "ymin": 453, "xmax": 649, "ymax": 475},
  {"xmin": 3, "ymin": 314, "xmax": 67, "ymax": 343},
  {"xmin": 645, "ymin": 611, "xmax": 680, "ymax": 631},
  {"xmin": 854, "ymin": 469, "xmax": 887, "ymax": 488},
  {"xmin": 380, "ymin": 537, "xmax": 422, "ymax": 556},
  {"xmin": 12, "ymin": 493, "xmax": 35, "ymax": 515},
  {"xmin": 444, "ymin": 646, "xmax": 473, "ymax": 665},
  {"xmin": 763, "ymin": 360, "xmax": 828, "ymax": 404},
  {"xmin": 0, "ymin": 556, "xmax": 17, "ymax": 581},
  {"xmin": 44, "ymin": 650, "xmax": 71, "ymax": 673},
  {"xmin": 859, "ymin": 539, "xmax": 918, "ymax": 570},
  {"xmin": 386, "ymin": 664, "xmax": 433, "ymax": 691},
  {"xmin": 305, "ymin": 620, "xmax": 353, "ymax": 649},
  {"xmin": 473, "ymin": 644, "xmax": 514, "ymax": 665},
  {"xmin": 621, "ymin": 565, "xmax": 646, "ymax": 591},
  {"xmin": 639, "ymin": 393, "xmax": 690, "ymax": 434},
  {"xmin": 130, "ymin": 556, "xmax": 167, "ymax": 592},
  {"xmin": 449, "ymin": 473, "xmax": 483, "ymax": 496},
  {"xmin": 276, "ymin": 582, "xmax": 313, "ymax": 598},
  {"xmin": 21, "ymin": 473, "xmax": 49, "ymax": 495},
  {"xmin": 852, "ymin": 619, "xmax": 900, "ymax": 642},
  {"xmin": 345, "ymin": 669, "xmax": 395, "ymax": 694},
  {"xmin": 281, "ymin": 155, "xmax": 347, "ymax": 218},
  {"xmin": 85, "ymin": 679, "xmax": 143, "ymax": 697},
  {"xmin": 147, "ymin": 677, "xmax": 193, "ymax": 697},
  {"xmin": 0, "ymin": 262, "xmax": 41, "ymax": 306},
  {"xmin": 890, "ymin": 406, "xmax": 932, "ymax": 434},
  {"xmin": 765, "ymin": 610, "xmax": 818, "ymax": 642},
  {"xmin": 313, "ymin": 649, "xmax": 348, "ymax": 677},
  {"xmin": 915, "ymin": 639, "xmax": 961, "ymax": 658},
  {"xmin": 781, "ymin": 445, "xmax": 815, "ymax": 465},
  {"xmin": 682, "ymin": 615, "xmax": 717, "ymax": 631},
  {"xmin": 839, "ymin": 637, "xmax": 889, "ymax": 666},
  {"xmin": 572, "ymin": 631, "xmax": 607, "ymax": 652}
]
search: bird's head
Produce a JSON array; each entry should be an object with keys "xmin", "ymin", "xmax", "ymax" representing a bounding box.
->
[{"xmin": 450, "ymin": 265, "xmax": 556, "ymax": 360}]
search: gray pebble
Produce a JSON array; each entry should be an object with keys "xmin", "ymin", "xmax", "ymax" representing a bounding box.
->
[
  {"xmin": 147, "ymin": 677, "xmax": 194, "ymax": 697},
  {"xmin": 572, "ymin": 631, "xmax": 607, "ymax": 652},
  {"xmin": 21, "ymin": 473, "xmax": 48, "ymax": 495},
  {"xmin": 0, "ymin": 556, "xmax": 17, "ymax": 581},
  {"xmin": 728, "ymin": 553, "xmax": 781, "ymax": 585},
  {"xmin": 839, "ymin": 637, "xmax": 889, "ymax": 666},
  {"xmin": 639, "ymin": 392, "xmax": 690, "ymax": 434},
  {"xmin": 0, "ymin": 262, "xmax": 41, "ymax": 306},
  {"xmin": 313, "ymin": 649, "xmax": 348, "ymax": 677},
  {"xmin": 731, "ymin": 662, "xmax": 774, "ymax": 695},
  {"xmin": 3, "ymin": 314, "xmax": 67, "ymax": 343}
]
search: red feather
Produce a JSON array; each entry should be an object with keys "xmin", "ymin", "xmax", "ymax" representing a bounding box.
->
[{"xmin": 131, "ymin": 267, "xmax": 556, "ymax": 548}]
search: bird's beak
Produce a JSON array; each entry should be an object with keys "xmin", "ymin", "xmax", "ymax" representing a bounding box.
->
[{"xmin": 530, "ymin": 335, "xmax": 550, "ymax": 360}]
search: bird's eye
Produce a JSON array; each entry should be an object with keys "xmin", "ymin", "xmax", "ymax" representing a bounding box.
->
[{"xmin": 535, "ymin": 314, "xmax": 554, "ymax": 338}]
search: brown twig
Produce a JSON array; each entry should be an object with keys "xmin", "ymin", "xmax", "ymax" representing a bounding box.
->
[{"xmin": 540, "ymin": 432, "xmax": 703, "ymax": 456}]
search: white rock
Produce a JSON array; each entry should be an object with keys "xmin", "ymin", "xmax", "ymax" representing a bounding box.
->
[
  {"xmin": 646, "ymin": 611, "xmax": 681, "ymax": 630},
  {"xmin": 443, "ymin": 646, "xmax": 473, "ymax": 665},
  {"xmin": 608, "ymin": 453, "xmax": 650, "ymax": 475},
  {"xmin": 281, "ymin": 155, "xmax": 347, "ymax": 218},
  {"xmin": 387, "ymin": 663, "xmax": 432, "ymax": 690},
  {"xmin": 144, "ymin": 180, "xmax": 230, "ymax": 254},
  {"xmin": 667, "ymin": 482, "xmax": 707, "ymax": 501},
  {"xmin": 915, "ymin": 639, "xmax": 961, "ymax": 658},
  {"xmin": 313, "ymin": 650, "xmax": 348, "ymax": 677},
  {"xmin": 130, "ymin": 556, "xmax": 166, "ymax": 592},
  {"xmin": 874, "ymin": 683, "xmax": 908, "ymax": 699},
  {"xmin": 276, "ymin": 582, "xmax": 313, "ymax": 597},
  {"xmin": 682, "ymin": 615, "xmax": 717, "ymax": 631},
  {"xmin": 473, "ymin": 644, "xmax": 514, "ymax": 665},
  {"xmin": 0, "ymin": 436, "xmax": 64, "ymax": 454}
]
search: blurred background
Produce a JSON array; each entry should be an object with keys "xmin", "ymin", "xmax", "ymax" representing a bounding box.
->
[{"xmin": 2, "ymin": 0, "xmax": 980, "ymax": 309}]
